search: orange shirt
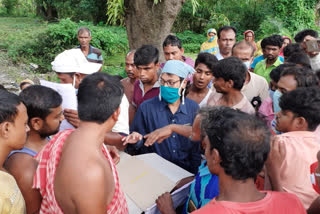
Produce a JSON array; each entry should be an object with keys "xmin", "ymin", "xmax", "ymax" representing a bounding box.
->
[
  {"xmin": 274, "ymin": 131, "xmax": 319, "ymax": 209},
  {"xmin": 193, "ymin": 191, "xmax": 306, "ymax": 214}
]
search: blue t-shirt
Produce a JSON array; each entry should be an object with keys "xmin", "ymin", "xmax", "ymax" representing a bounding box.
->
[
  {"xmin": 183, "ymin": 160, "xmax": 219, "ymax": 213},
  {"xmin": 129, "ymin": 97, "xmax": 201, "ymax": 174},
  {"xmin": 8, "ymin": 147, "xmax": 37, "ymax": 158}
]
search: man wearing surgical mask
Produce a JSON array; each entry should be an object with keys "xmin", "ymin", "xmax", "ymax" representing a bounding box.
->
[
  {"xmin": 123, "ymin": 60, "xmax": 201, "ymax": 174},
  {"xmin": 52, "ymin": 49, "xmax": 130, "ymax": 151},
  {"xmin": 232, "ymin": 41, "xmax": 269, "ymax": 103},
  {"xmin": 269, "ymin": 66, "xmax": 318, "ymax": 134}
]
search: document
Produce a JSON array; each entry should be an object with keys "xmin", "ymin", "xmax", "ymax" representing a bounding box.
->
[
  {"xmin": 40, "ymin": 80, "xmax": 77, "ymax": 130},
  {"xmin": 117, "ymin": 153, "xmax": 193, "ymax": 213}
]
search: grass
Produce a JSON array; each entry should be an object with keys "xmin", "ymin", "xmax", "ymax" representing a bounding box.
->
[
  {"xmin": 0, "ymin": 17, "xmax": 199, "ymax": 78},
  {"xmin": 0, "ymin": 17, "xmax": 48, "ymax": 50}
]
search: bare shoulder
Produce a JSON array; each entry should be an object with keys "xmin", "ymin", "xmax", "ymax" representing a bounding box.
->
[{"xmin": 5, "ymin": 153, "xmax": 37, "ymax": 176}]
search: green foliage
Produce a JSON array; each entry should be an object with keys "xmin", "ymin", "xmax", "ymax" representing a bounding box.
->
[
  {"xmin": 175, "ymin": 0, "xmax": 319, "ymax": 40},
  {"xmin": 0, "ymin": 0, "xmax": 35, "ymax": 16},
  {"xmin": 270, "ymin": 0, "xmax": 319, "ymax": 34},
  {"xmin": 106, "ymin": 0, "xmax": 199, "ymax": 26},
  {"xmin": 9, "ymin": 18, "xmax": 128, "ymax": 73},
  {"xmin": 176, "ymin": 31, "xmax": 205, "ymax": 53},
  {"xmin": 106, "ymin": 0, "xmax": 124, "ymax": 26}
]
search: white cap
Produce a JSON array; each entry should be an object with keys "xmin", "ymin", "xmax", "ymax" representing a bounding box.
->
[{"xmin": 52, "ymin": 49, "xmax": 102, "ymax": 74}]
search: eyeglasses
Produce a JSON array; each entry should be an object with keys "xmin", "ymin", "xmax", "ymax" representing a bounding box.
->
[{"xmin": 159, "ymin": 79, "xmax": 180, "ymax": 87}]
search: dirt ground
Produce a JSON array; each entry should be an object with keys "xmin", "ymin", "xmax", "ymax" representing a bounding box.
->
[{"xmin": 0, "ymin": 51, "xmax": 56, "ymax": 93}]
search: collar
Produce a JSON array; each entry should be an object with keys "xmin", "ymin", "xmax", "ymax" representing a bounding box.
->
[
  {"xmin": 138, "ymin": 80, "xmax": 160, "ymax": 96},
  {"xmin": 263, "ymin": 57, "xmax": 282, "ymax": 67},
  {"xmin": 77, "ymin": 45, "xmax": 93, "ymax": 54},
  {"xmin": 281, "ymin": 131, "xmax": 317, "ymax": 138},
  {"xmin": 158, "ymin": 97, "xmax": 188, "ymax": 115}
]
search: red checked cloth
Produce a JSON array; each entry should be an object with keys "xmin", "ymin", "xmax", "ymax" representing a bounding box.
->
[{"xmin": 33, "ymin": 129, "xmax": 128, "ymax": 214}]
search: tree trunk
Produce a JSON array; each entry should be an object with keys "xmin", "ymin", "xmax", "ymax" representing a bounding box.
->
[{"xmin": 124, "ymin": 0, "xmax": 185, "ymax": 62}]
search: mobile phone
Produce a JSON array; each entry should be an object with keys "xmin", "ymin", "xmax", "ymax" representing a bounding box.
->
[{"xmin": 306, "ymin": 40, "xmax": 320, "ymax": 52}]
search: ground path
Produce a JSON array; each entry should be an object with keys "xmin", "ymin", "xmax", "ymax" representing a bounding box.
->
[{"xmin": 0, "ymin": 51, "xmax": 55, "ymax": 93}]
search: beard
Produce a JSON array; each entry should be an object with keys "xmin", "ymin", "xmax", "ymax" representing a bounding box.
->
[{"xmin": 38, "ymin": 122, "xmax": 60, "ymax": 139}]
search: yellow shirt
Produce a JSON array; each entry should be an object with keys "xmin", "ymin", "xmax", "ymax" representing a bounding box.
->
[{"xmin": 0, "ymin": 171, "xmax": 26, "ymax": 214}]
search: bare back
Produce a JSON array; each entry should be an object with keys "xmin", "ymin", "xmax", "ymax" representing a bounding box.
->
[{"xmin": 54, "ymin": 130, "xmax": 115, "ymax": 214}]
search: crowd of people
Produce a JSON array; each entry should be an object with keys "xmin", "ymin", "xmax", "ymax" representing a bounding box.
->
[{"xmin": 1, "ymin": 25, "xmax": 320, "ymax": 214}]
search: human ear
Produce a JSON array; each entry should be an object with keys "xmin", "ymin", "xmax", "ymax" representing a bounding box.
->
[
  {"xmin": 180, "ymin": 48, "xmax": 185, "ymax": 55},
  {"xmin": 227, "ymin": 79, "xmax": 234, "ymax": 88},
  {"xmin": 0, "ymin": 122, "xmax": 11, "ymax": 139},
  {"xmin": 111, "ymin": 107, "xmax": 121, "ymax": 122},
  {"xmin": 295, "ymin": 117, "xmax": 308, "ymax": 130},
  {"xmin": 30, "ymin": 117, "xmax": 43, "ymax": 131},
  {"xmin": 212, "ymin": 148, "xmax": 221, "ymax": 164}
]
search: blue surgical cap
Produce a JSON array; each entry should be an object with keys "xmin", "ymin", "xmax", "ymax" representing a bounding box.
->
[{"xmin": 161, "ymin": 60, "xmax": 195, "ymax": 79}]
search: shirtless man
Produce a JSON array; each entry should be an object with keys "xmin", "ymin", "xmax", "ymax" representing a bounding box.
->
[
  {"xmin": 121, "ymin": 50, "xmax": 138, "ymax": 104},
  {"xmin": 33, "ymin": 73, "xmax": 128, "ymax": 213},
  {"xmin": 5, "ymin": 85, "xmax": 64, "ymax": 214}
]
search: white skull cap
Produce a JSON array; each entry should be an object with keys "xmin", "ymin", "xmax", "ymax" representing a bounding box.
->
[{"xmin": 52, "ymin": 49, "xmax": 102, "ymax": 74}]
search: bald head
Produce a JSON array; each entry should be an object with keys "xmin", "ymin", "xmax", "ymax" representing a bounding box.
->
[
  {"xmin": 232, "ymin": 41, "xmax": 254, "ymax": 57},
  {"xmin": 232, "ymin": 41, "xmax": 254, "ymax": 64}
]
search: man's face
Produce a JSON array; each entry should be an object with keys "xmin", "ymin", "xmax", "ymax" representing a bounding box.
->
[
  {"xmin": 264, "ymin": 45, "xmax": 281, "ymax": 61},
  {"xmin": 160, "ymin": 73, "xmax": 182, "ymax": 89},
  {"xmin": 57, "ymin": 73, "xmax": 74, "ymax": 85},
  {"xmin": 125, "ymin": 53, "xmax": 138, "ymax": 80},
  {"xmin": 163, "ymin": 45, "xmax": 184, "ymax": 61},
  {"xmin": 245, "ymin": 32, "xmax": 253, "ymax": 42},
  {"xmin": 77, "ymin": 31, "xmax": 91, "ymax": 48},
  {"xmin": 193, "ymin": 63, "xmax": 213, "ymax": 89},
  {"xmin": 218, "ymin": 30, "xmax": 236, "ymax": 56},
  {"xmin": 232, "ymin": 47, "xmax": 253, "ymax": 67},
  {"xmin": 213, "ymin": 77, "xmax": 228, "ymax": 93},
  {"xmin": 9, "ymin": 103, "xmax": 29, "ymax": 150},
  {"xmin": 136, "ymin": 62, "xmax": 159, "ymax": 84},
  {"xmin": 277, "ymin": 75, "xmax": 297, "ymax": 94},
  {"xmin": 39, "ymin": 106, "xmax": 64, "ymax": 138},
  {"xmin": 275, "ymin": 110, "xmax": 296, "ymax": 133}
]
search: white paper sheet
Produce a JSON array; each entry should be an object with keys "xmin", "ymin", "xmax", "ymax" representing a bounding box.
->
[
  {"xmin": 40, "ymin": 80, "xmax": 77, "ymax": 130},
  {"xmin": 117, "ymin": 153, "xmax": 193, "ymax": 213}
]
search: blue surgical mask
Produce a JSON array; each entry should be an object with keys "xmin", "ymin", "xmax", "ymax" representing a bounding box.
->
[
  {"xmin": 243, "ymin": 61, "xmax": 251, "ymax": 70},
  {"xmin": 160, "ymin": 85, "xmax": 180, "ymax": 103},
  {"xmin": 273, "ymin": 90, "xmax": 282, "ymax": 113}
]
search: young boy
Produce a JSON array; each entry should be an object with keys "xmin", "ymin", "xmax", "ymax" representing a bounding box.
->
[
  {"xmin": 0, "ymin": 89, "xmax": 29, "ymax": 213},
  {"xmin": 266, "ymin": 87, "xmax": 320, "ymax": 209},
  {"xmin": 5, "ymin": 85, "xmax": 64, "ymax": 214}
]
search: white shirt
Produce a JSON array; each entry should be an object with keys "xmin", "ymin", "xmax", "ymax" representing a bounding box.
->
[
  {"xmin": 214, "ymin": 52, "xmax": 224, "ymax": 61},
  {"xmin": 241, "ymin": 72, "xmax": 270, "ymax": 102},
  {"xmin": 112, "ymin": 95, "xmax": 129, "ymax": 134}
]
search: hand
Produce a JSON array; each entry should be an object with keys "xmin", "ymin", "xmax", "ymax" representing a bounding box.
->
[
  {"xmin": 122, "ymin": 132, "xmax": 143, "ymax": 145},
  {"xmin": 63, "ymin": 109, "xmax": 80, "ymax": 128},
  {"xmin": 156, "ymin": 192, "xmax": 175, "ymax": 214},
  {"xmin": 107, "ymin": 145, "xmax": 120, "ymax": 165},
  {"xmin": 144, "ymin": 125, "xmax": 173, "ymax": 147},
  {"xmin": 266, "ymin": 136, "xmax": 286, "ymax": 174}
]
